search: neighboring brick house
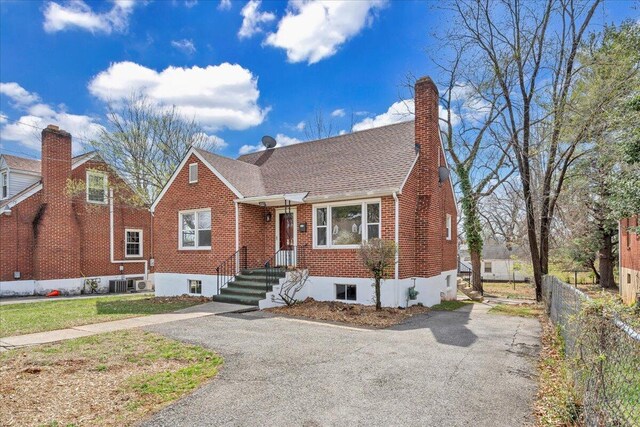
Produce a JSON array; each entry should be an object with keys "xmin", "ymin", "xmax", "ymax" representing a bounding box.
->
[
  {"xmin": 0, "ymin": 125, "xmax": 152, "ymax": 296},
  {"xmin": 151, "ymin": 76, "xmax": 458, "ymax": 307},
  {"xmin": 620, "ymin": 215, "xmax": 639, "ymax": 304}
]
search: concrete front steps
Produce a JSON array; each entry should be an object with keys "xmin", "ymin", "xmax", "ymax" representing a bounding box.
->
[{"xmin": 212, "ymin": 268, "xmax": 286, "ymax": 306}]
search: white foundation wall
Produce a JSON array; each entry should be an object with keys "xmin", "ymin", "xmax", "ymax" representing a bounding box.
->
[
  {"xmin": 260, "ymin": 269, "xmax": 458, "ymax": 309},
  {"xmin": 154, "ymin": 272, "xmax": 223, "ymax": 297},
  {"xmin": 0, "ymin": 274, "xmax": 149, "ymax": 297}
]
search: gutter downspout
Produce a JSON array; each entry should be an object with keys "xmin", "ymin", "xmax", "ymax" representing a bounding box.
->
[
  {"xmin": 234, "ymin": 200, "xmax": 240, "ymax": 274},
  {"xmin": 110, "ymin": 189, "xmax": 148, "ymax": 280},
  {"xmin": 393, "ymin": 192, "xmax": 400, "ymax": 306}
]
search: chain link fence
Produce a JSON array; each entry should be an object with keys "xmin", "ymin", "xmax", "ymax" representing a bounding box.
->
[{"xmin": 542, "ymin": 275, "xmax": 640, "ymax": 426}]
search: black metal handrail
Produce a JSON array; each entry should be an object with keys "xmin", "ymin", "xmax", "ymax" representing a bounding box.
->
[
  {"xmin": 264, "ymin": 244, "xmax": 308, "ymax": 291},
  {"xmin": 216, "ymin": 246, "xmax": 247, "ymax": 294}
]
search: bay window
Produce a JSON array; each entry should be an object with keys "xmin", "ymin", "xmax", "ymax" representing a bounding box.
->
[
  {"xmin": 313, "ymin": 200, "xmax": 381, "ymax": 248},
  {"xmin": 179, "ymin": 209, "xmax": 211, "ymax": 249}
]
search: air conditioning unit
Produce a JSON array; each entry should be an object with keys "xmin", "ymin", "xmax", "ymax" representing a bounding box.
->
[{"xmin": 136, "ymin": 280, "xmax": 154, "ymax": 292}]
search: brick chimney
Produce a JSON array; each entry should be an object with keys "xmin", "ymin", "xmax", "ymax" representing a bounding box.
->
[
  {"xmin": 414, "ymin": 76, "xmax": 444, "ymax": 277},
  {"xmin": 33, "ymin": 125, "xmax": 81, "ymax": 281}
]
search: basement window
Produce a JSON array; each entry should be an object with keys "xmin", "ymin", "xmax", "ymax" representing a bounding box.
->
[
  {"xmin": 189, "ymin": 279, "xmax": 202, "ymax": 294},
  {"xmin": 125, "ymin": 229, "xmax": 143, "ymax": 257},
  {"xmin": 336, "ymin": 284, "xmax": 356, "ymax": 301},
  {"xmin": 86, "ymin": 170, "xmax": 108, "ymax": 204},
  {"xmin": 189, "ymin": 163, "xmax": 198, "ymax": 183}
]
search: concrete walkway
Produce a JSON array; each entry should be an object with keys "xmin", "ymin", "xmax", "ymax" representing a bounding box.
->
[{"xmin": 0, "ymin": 302, "xmax": 254, "ymax": 351}]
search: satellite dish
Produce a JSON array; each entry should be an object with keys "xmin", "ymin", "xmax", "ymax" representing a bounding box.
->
[
  {"xmin": 438, "ymin": 166, "xmax": 450, "ymax": 184},
  {"xmin": 261, "ymin": 135, "xmax": 277, "ymax": 149}
]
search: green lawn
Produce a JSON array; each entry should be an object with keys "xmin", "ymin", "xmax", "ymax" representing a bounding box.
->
[
  {"xmin": 430, "ymin": 300, "xmax": 477, "ymax": 311},
  {"xmin": 488, "ymin": 303, "xmax": 543, "ymax": 318},
  {"xmin": 0, "ymin": 295, "xmax": 207, "ymax": 337},
  {"xmin": 0, "ymin": 330, "xmax": 222, "ymax": 427}
]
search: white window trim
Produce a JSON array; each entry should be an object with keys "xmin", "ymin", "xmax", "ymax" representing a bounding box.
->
[
  {"xmin": 178, "ymin": 208, "xmax": 212, "ymax": 250},
  {"xmin": 124, "ymin": 228, "xmax": 143, "ymax": 258},
  {"xmin": 188, "ymin": 279, "xmax": 202, "ymax": 294},
  {"xmin": 312, "ymin": 198, "xmax": 381, "ymax": 249},
  {"xmin": 189, "ymin": 163, "xmax": 198, "ymax": 183},
  {"xmin": 86, "ymin": 170, "xmax": 108, "ymax": 204},
  {"xmin": 1, "ymin": 171, "xmax": 7, "ymax": 200},
  {"xmin": 446, "ymin": 213, "xmax": 452, "ymax": 240}
]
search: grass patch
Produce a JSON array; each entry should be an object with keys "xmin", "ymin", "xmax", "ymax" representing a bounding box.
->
[
  {"xmin": 488, "ymin": 303, "xmax": 542, "ymax": 318},
  {"xmin": 430, "ymin": 300, "xmax": 476, "ymax": 311},
  {"xmin": 0, "ymin": 330, "xmax": 222, "ymax": 427},
  {"xmin": 0, "ymin": 295, "xmax": 209, "ymax": 337},
  {"xmin": 535, "ymin": 319, "xmax": 581, "ymax": 426},
  {"xmin": 482, "ymin": 281, "xmax": 536, "ymax": 300}
]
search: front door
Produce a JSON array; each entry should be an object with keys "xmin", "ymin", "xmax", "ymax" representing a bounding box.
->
[{"xmin": 275, "ymin": 208, "xmax": 297, "ymax": 267}]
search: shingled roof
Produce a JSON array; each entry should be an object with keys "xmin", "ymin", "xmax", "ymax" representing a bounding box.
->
[
  {"xmin": 1, "ymin": 154, "xmax": 41, "ymax": 173},
  {"xmin": 199, "ymin": 120, "xmax": 417, "ymax": 199},
  {"xmin": 0, "ymin": 152, "xmax": 98, "ymax": 175}
]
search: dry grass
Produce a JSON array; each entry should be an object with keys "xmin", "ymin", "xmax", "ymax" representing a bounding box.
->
[
  {"xmin": 535, "ymin": 318, "xmax": 581, "ymax": 426},
  {"xmin": 268, "ymin": 298, "xmax": 429, "ymax": 328},
  {"xmin": 0, "ymin": 330, "xmax": 222, "ymax": 427},
  {"xmin": 482, "ymin": 281, "xmax": 536, "ymax": 300},
  {"xmin": 0, "ymin": 295, "xmax": 210, "ymax": 337},
  {"xmin": 488, "ymin": 303, "xmax": 543, "ymax": 318}
]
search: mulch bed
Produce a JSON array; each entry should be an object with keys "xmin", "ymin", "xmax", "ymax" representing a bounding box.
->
[{"xmin": 267, "ymin": 298, "xmax": 429, "ymax": 328}]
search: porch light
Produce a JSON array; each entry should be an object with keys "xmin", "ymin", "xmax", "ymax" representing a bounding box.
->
[{"xmin": 265, "ymin": 212, "xmax": 272, "ymax": 222}]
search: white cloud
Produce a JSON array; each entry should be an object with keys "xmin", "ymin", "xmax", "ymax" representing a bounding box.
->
[
  {"xmin": 43, "ymin": 0, "xmax": 137, "ymax": 34},
  {"xmin": 239, "ymin": 133, "xmax": 302, "ymax": 155},
  {"xmin": 331, "ymin": 108, "xmax": 345, "ymax": 118},
  {"xmin": 443, "ymin": 82, "xmax": 492, "ymax": 124},
  {"xmin": 218, "ymin": 0, "xmax": 232, "ymax": 10},
  {"xmin": 0, "ymin": 113, "xmax": 7, "ymax": 124},
  {"xmin": 352, "ymin": 99, "xmax": 414, "ymax": 131},
  {"xmin": 0, "ymin": 82, "xmax": 41, "ymax": 106},
  {"xmin": 171, "ymin": 38, "xmax": 196, "ymax": 54},
  {"xmin": 196, "ymin": 132, "xmax": 228, "ymax": 150},
  {"xmin": 295, "ymin": 121, "xmax": 305, "ymax": 131},
  {"xmin": 88, "ymin": 61, "xmax": 269, "ymax": 132},
  {"xmin": 238, "ymin": 0, "xmax": 275, "ymax": 39},
  {"xmin": 265, "ymin": 0, "xmax": 386, "ymax": 64},
  {"xmin": 184, "ymin": 0, "xmax": 198, "ymax": 8},
  {"xmin": 0, "ymin": 108, "xmax": 103, "ymax": 153},
  {"xmin": 352, "ymin": 99, "xmax": 460, "ymax": 132}
]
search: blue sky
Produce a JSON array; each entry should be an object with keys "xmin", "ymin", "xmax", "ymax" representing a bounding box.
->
[{"xmin": 0, "ymin": 0, "xmax": 636, "ymax": 159}]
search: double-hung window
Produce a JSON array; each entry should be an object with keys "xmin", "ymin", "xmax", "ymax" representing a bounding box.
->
[
  {"xmin": 86, "ymin": 171, "xmax": 108, "ymax": 203},
  {"xmin": 313, "ymin": 200, "xmax": 380, "ymax": 248},
  {"xmin": 125, "ymin": 229, "xmax": 143, "ymax": 257},
  {"xmin": 189, "ymin": 163, "xmax": 198, "ymax": 183},
  {"xmin": 179, "ymin": 209, "xmax": 211, "ymax": 249},
  {"xmin": 446, "ymin": 214, "xmax": 452, "ymax": 240},
  {"xmin": 1, "ymin": 171, "xmax": 7, "ymax": 199}
]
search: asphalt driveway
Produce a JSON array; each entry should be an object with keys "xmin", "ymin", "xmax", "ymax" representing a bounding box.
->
[{"xmin": 141, "ymin": 302, "xmax": 541, "ymax": 427}]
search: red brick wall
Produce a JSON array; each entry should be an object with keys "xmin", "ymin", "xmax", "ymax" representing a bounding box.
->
[
  {"xmin": 153, "ymin": 153, "xmax": 237, "ymax": 275},
  {"xmin": 0, "ymin": 127, "xmax": 150, "ymax": 282},
  {"xmin": 621, "ymin": 216, "xmax": 639, "ymax": 271}
]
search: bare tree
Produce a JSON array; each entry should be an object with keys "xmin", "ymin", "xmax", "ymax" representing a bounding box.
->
[
  {"xmin": 90, "ymin": 93, "xmax": 217, "ymax": 204},
  {"xmin": 359, "ymin": 239, "xmax": 397, "ymax": 310},
  {"xmin": 446, "ymin": 0, "xmax": 602, "ymax": 300},
  {"xmin": 304, "ymin": 109, "xmax": 334, "ymax": 140},
  {"xmin": 271, "ymin": 269, "xmax": 310, "ymax": 306}
]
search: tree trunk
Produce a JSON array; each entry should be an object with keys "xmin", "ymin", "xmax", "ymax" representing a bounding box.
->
[
  {"xmin": 540, "ymin": 215, "xmax": 550, "ymax": 276},
  {"xmin": 588, "ymin": 258, "xmax": 600, "ymax": 284},
  {"xmin": 375, "ymin": 276, "xmax": 382, "ymax": 310},
  {"xmin": 599, "ymin": 230, "xmax": 616, "ymax": 289},
  {"xmin": 470, "ymin": 249, "xmax": 483, "ymax": 294}
]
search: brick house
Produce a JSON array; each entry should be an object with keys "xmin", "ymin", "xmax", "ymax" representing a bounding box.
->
[
  {"xmin": 151, "ymin": 76, "xmax": 458, "ymax": 307},
  {"xmin": 619, "ymin": 215, "xmax": 639, "ymax": 304},
  {"xmin": 0, "ymin": 125, "xmax": 152, "ymax": 296}
]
